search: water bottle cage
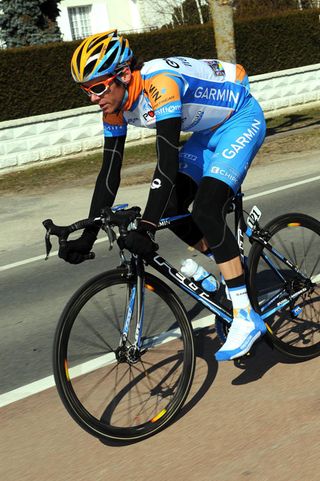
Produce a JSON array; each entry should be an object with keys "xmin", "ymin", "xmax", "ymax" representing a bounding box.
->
[
  {"xmin": 193, "ymin": 273, "xmax": 218, "ymax": 295},
  {"xmin": 201, "ymin": 273, "xmax": 212, "ymax": 282}
]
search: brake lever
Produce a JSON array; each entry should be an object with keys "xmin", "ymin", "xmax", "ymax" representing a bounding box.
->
[
  {"xmin": 44, "ymin": 230, "xmax": 52, "ymax": 260},
  {"xmin": 105, "ymin": 224, "xmax": 117, "ymax": 250}
]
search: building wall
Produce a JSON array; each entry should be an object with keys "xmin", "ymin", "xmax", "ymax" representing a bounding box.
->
[
  {"xmin": 1, "ymin": 64, "xmax": 319, "ymax": 172},
  {"xmin": 57, "ymin": 0, "xmax": 111, "ymax": 40},
  {"xmin": 0, "ymin": 0, "xmax": 180, "ymax": 45},
  {"xmin": 57, "ymin": 0, "xmax": 156, "ymax": 40}
]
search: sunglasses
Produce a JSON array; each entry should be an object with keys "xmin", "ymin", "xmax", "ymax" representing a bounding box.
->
[{"xmin": 80, "ymin": 74, "xmax": 117, "ymax": 96}]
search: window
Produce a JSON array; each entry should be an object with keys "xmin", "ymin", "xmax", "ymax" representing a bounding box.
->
[{"xmin": 68, "ymin": 5, "xmax": 92, "ymax": 40}]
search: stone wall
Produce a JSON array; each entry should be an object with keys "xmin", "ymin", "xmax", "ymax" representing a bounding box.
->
[{"xmin": 1, "ymin": 63, "xmax": 319, "ymax": 173}]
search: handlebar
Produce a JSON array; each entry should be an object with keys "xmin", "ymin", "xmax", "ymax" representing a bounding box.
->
[
  {"xmin": 42, "ymin": 218, "xmax": 98, "ymax": 240},
  {"xmin": 42, "ymin": 204, "xmax": 141, "ymax": 260}
]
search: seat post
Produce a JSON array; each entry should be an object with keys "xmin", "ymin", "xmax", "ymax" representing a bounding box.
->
[{"xmin": 233, "ymin": 188, "xmax": 245, "ymax": 234}]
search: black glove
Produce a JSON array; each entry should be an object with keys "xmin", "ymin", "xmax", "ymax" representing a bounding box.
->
[
  {"xmin": 58, "ymin": 229, "xmax": 97, "ymax": 264},
  {"xmin": 124, "ymin": 221, "xmax": 159, "ymax": 256}
]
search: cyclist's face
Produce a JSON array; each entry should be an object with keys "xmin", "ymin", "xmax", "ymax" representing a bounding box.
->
[{"xmin": 82, "ymin": 69, "xmax": 131, "ymax": 114}]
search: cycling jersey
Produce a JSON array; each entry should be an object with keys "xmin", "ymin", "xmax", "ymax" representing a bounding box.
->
[
  {"xmin": 103, "ymin": 57, "xmax": 251, "ymax": 137},
  {"xmin": 84, "ymin": 55, "xmax": 266, "ymax": 268}
]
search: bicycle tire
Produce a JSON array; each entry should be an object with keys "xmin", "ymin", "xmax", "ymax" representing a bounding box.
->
[
  {"xmin": 248, "ymin": 213, "xmax": 320, "ymax": 359},
  {"xmin": 53, "ymin": 267, "xmax": 195, "ymax": 442}
]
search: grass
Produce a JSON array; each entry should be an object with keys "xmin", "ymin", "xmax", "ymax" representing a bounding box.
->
[
  {"xmin": 0, "ymin": 107, "xmax": 319, "ymax": 196},
  {"xmin": 0, "ymin": 141, "xmax": 158, "ymax": 195}
]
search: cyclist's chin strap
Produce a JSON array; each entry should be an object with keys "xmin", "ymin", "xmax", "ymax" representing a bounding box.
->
[
  {"xmin": 114, "ymin": 65, "xmax": 131, "ymax": 111},
  {"xmin": 118, "ymin": 88, "xmax": 128, "ymax": 110}
]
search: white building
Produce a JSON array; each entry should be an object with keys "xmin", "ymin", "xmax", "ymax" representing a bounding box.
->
[{"xmin": 57, "ymin": 0, "xmax": 180, "ymax": 41}]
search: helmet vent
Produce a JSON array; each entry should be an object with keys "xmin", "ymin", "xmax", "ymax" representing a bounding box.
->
[
  {"xmin": 84, "ymin": 59, "xmax": 97, "ymax": 77},
  {"xmin": 76, "ymin": 42, "xmax": 86, "ymax": 73},
  {"xmin": 89, "ymin": 32, "xmax": 114, "ymax": 50},
  {"xmin": 119, "ymin": 41, "xmax": 126, "ymax": 58},
  {"xmin": 98, "ymin": 47, "xmax": 119, "ymax": 73},
  {"xmin": 90, "ymin": 45, "xmax": 103, "ymax": 58}
]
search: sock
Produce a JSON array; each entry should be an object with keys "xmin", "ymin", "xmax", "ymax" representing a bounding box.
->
[
  {"xmin": 228, "ymin": 285, "xmax": 250, "ymax": 310},
  {"xmin": 225, "ymin": 275, "xmax": 250, "ymax": 310}
]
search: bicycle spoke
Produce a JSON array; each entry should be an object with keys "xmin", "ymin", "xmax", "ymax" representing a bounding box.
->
[
  {"xmin": 54, "ymin": 270, "xmax": 194, "ymax": 439},
  {"xmin": 249, "ymin": 214, "xmax": 320, "ymax": 358},
  {"xmin": 76, "ymin": 313, "xmax": 114, "ymax": 350}
]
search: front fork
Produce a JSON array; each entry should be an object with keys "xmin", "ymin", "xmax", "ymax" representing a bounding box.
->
[{"xmin": 120, "ymin": 255, "xmax": 145, "ymax": 356}]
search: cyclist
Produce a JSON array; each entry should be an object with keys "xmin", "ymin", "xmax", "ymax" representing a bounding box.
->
[{"xmin": 59, "ymin": 29, "xmax": 267, "ymax": 361}]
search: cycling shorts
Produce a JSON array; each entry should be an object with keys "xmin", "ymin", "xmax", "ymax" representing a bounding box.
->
[{"xmin": 178, "ymin": 96, "xmax": 266, "ymax": 193}]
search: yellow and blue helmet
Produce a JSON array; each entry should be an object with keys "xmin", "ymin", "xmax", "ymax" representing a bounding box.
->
[{"xmin": 71, "ymin": 29, "xmax": 133, "ymax": 83}]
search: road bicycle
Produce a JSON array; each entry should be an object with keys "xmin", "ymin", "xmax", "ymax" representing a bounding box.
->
[{"xmin": 43, "ymin": 191, "xmax": 320, "ymax": 442}]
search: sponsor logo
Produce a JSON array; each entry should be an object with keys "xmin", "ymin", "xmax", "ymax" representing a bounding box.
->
[
  {"xmin": 210, "ymin": 166, "xmax": 239, "ymax": 185},
  {"xmin": 156, "ymin": 104, "xmax": 180, "ymax": 116},
  {"xmin": 222, "ymin": 119, "xmax": 261, "ymax": 159},
  {"xmin": 176, "ymin": 57, "xmax": 192, "ymax": 67},
  {"xmin": 126, "ymin": 117, "xmax": 139, "ymax": 124},
  {"xmin": 204, "ymin": 60, "xmax": 225, "ymax": 77},
  {"xmin": 158, "ymin": 219, "xmax": 170, "ymax": 227},
  {"xmin": 247, "ymin": 206, "xmax": 262, "ymax": 229},
  {"xmin": 151, "ymin": 178, "xmax": 161, "ymax": 189},
  {"xmin": 188, "ymin": 110, "xmax": 204, "ymax": 129},
  {"xmin": 194, "ymin": 86, "xmax": 240, "ymax": 104},
  {"xmin": 180, "ymin": 152, "xmax": 197, "ymax": 162},
  {"xmin": 104, "ymin": 125, "xmax": 123, "ymax": 131},
  {"xmin": 153, "ymin": 256, "xmax": 217, "ymax": 305},
  {"xmin": 149, "ymin": 84, "xmax": 162, "ymax": 102},
  {"xmin": 179, "ymin": 162, "xmax": 189, "ymax": 170},
  {"xmin": 164, "ymin": 58, "xmax": 180, "ymax": 68},
  {"xmin": 237, "ymin": 227, "xmax": 244, "ymax": 257},
  {"xmin": 143, "ymin": 110, "xmax": 155, "ymax": 121}
]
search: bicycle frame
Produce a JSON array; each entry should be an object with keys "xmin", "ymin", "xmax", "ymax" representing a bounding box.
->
[{"xmin": 121, "ymin": 194, "xmax": 313, "ymax": 343}]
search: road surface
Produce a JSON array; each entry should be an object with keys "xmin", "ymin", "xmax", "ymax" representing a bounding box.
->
[{"xmin": 0, "ymin": 151, "xmax": 319, "ymax": 481}]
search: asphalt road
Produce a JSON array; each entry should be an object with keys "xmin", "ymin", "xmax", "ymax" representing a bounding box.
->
[
  {"xmin": 0, "ymin": 150, "xmax": 320, "ymax": 481},
  {"xmin": 1, "ymin": 151, "xmax": 319, "ymax": 394}
]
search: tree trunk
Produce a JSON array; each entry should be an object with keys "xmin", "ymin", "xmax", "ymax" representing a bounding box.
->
[{"xmin": 209, "ymin": 0, "xmax": 236, "ymax": 63}]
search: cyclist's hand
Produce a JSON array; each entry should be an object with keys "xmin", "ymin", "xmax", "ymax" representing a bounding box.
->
[
  {"xmin": 124, "ymin": 221, "xmax": 158, "ymax": 256},
  {"xmin": 58, "ymin": 230, "xmax": 96, "ymax": 264}
]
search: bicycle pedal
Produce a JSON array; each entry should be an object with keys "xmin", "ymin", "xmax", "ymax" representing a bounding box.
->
[
  {"xmin": 244, "ymin": 350, "xmax": 255, "ymax": 359},
  {"xmin": 234, "ymin": 349, "xmax": 255, "ymax": 367}
]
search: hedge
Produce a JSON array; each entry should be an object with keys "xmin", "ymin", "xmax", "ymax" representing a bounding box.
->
[{"xmin": 0, "ymin": 9, "xmax": 319, "ymax": 122}]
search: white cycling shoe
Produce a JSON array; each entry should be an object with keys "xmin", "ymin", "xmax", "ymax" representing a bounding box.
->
[{"xmin": 215, "ymin": 307, "xmax": 267, "ymax": 361}]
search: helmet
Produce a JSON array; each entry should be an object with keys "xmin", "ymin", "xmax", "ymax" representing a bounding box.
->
[{"xmin": 71, "ymin": 29, "xmax": 133, "ymax": 83}]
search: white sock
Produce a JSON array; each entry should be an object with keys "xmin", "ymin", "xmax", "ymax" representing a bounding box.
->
[{"xmin": 228, "ymin": 285, "xmax": 250, "ymax": 310}]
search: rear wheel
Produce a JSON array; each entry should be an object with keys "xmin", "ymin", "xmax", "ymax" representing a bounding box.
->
[
  {"xmin": 53, "ymin": 268, "xmax": 195, "ymax": 442},
  {"xmin": 248, "ymin": 213, "xmax": 320, "ymax": 359}
]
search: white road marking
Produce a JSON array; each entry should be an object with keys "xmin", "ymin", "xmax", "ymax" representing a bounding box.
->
[
  {"xmin": 1, "ymin": 175, "xmax": 320, "ymax": 273},
  {"xmin": 0, "ymin": 238, "xmax": 106, "ymax": 272},
  {"xmin": 0, "ymin": 315, "xmax": 214, "ymax": 408},
  {"xmin": 244, "ymin": 175, "xmax": 320, "ymax": 201},
  {"xmin": 1, "ymin": 175, "xmax": 319, "ymax": 406},
  {"xmin": 1, "ymin": 176, "xmax": 320, "ymax": 273}
]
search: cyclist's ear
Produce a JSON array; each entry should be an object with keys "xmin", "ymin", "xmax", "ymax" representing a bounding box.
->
[{"xmin": 119, "ymin": 67, "xmax": 132, "ymax": 85}]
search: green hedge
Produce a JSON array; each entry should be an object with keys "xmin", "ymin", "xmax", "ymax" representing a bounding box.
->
[
  {"xmin": 0, "ymin": 10, "xmax": 319, "ymax": 122},
  {"xmin": 235, "ymin": 10, "xmax": 320, "ymax": 75}
]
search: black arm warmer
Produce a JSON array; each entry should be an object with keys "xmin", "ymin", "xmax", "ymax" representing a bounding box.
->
[
  {"xmin": 142, "ymin": 117, "xmax": 181, "ymax": 226},
  {"xmin": 88, "ymin": 135, "xmax": 125, "ymax": 218}
]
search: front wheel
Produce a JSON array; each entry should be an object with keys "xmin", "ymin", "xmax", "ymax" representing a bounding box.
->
[
  {"xmin": 53, "ymin": 268, "xmax": 195, "ymax": 442},
  {"xmin": 248, "ymin": 213, "xmax": 320, "ymax": 359}
]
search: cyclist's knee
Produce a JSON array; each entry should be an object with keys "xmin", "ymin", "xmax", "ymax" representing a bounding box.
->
[
  {"xmin": 193, "ymin": 177, "xmax": 229, "ymax": 223},
  {"xmin": 192, "ymin": 177, "xmax": 233, "ymax": 247},
  {"xmin": 170, "ymin": 219, "xmax": 203, "ymax": 247},
  {"xmin": 163, "ymin": 173, "xmax": 204, "ymax": 247}
]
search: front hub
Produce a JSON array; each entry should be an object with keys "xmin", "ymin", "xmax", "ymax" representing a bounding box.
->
[{"xmin": 114, "ymin": 345, "xmax": 141, "ymax": 364}]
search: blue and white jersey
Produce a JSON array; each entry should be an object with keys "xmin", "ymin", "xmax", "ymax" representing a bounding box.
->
[{"xmin": 103, "ymin": 56, "xmax": 251, "ymax": 137}]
